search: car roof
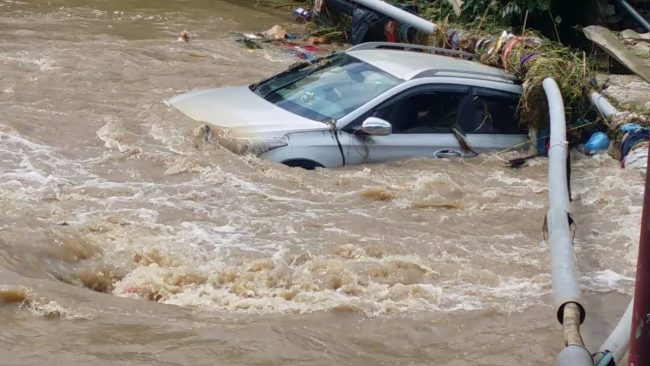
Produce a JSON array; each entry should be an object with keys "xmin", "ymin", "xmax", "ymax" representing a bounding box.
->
[{"xmin": 346, "ymin": 47, "xmax": 515, "ymax": 82}]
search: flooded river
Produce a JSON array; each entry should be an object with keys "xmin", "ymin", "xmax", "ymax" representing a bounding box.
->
[{"xmin": 0, "ymin": 1, "xmax": 641, "ymax": 364}]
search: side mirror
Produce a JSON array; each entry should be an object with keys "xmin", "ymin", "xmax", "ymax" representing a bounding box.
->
[{"xmin": 360, "ymin": 117, "xmax": 392, "ymax": 136}]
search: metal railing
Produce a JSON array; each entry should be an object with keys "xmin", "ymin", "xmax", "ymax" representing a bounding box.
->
[{"xmin": 346, "ymin": 42, "xmax": 476, "ymax": 59}]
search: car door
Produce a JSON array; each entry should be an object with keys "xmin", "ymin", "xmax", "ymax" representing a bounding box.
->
[
  {"xmin": 342, "ymin": 85, "xmax": 469, "ymax": 164},
  {"xmin": 457, "ymin": 87, "xmax": 529, "ymax": 151}
]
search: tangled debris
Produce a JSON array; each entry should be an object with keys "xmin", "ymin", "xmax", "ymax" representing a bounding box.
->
[{"xmin": 412, "ymin": 25, "xmax": 591, "ymax": 129}]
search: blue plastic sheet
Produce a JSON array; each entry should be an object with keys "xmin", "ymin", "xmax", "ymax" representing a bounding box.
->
[
  {"xmin": 584, "ymin": 132, "xmax": 610, "ymax": 153},
  {"xmin": 621, "ymin": 123, "xmax": 643, "ymax": 133}
]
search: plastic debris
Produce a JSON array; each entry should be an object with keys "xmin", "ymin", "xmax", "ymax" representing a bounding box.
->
[
  {"xmin": 293, "ymin": 7, "xmax": 312, "ymax": 21},
  {"xmin": 177, "ymin": 30, "xmax": 191, "ymax": 42},
  {"xmin": 231, "ymin": 32, "xmax": 264, "ymax": 49},
  {"xmin": 623, "ymin": 145, "xmax": 649, "ymax": 169},
  {"xmin": 230, "ymin": 29, "xmax": 322, "ymax": 61},
  {"xmin": 305, "ymin": 36, "xmax": 330, "ymax": 45},
  {"xmin": 262, "ymin": 25, "xmax": 287, "ymax": 41},
  {"xmin": 584, "ymin": 132, "xmax": 610, "ymax": 154},
  {"xmin": 283, "ymin": 42, "xmax": 320, "ymax": 61},
  {"xmin": 610, "ymin": 111, "xmax": 649, "ymax": 130},
  {"xmin": 621, "ymin": 123, "xmax": 644, "ymax": 133},
  {"xmin": 621, "ymin": 129, "xmax": 649, "ymax": 157},
  {"xmin": 609, "ymin": 111, "xmax": 650, "ymax": 169},
  {"xmin": 384, "ymin": 20, "xmax": 398, "ymax": 42}
]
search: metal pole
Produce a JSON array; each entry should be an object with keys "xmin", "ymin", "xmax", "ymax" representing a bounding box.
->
[
  {"xmin": 615, "ymin": 0, "xmax": 650, "ymax": 33},
  {"xmin": 630, "ymin": 150, "xmax": 650, "ymax": 365}
]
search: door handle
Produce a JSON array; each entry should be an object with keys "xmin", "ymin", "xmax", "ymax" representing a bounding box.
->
[{"xmin": 434, "ymin": 149, "xmax": 464, "ymax": 159}]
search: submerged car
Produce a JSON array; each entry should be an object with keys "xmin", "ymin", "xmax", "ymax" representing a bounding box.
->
[{"xmin": 168, "ymin": 42, "xmax": 529, "ymax": 169}]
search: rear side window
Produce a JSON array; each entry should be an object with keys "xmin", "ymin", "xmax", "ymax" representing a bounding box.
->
[{"xmin": 458, "ymin": 89, "xmax": 526, "ymax": 134}]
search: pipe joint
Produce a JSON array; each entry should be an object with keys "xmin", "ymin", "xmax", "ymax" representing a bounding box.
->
[{"xmin": 558, "ymin": 301, "xmax": 586, "ymax": 325}]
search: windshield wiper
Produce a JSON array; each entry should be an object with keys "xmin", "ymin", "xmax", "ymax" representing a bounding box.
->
[
  {"xmin": 249, "ymin": 54, "xmax": 340, "ymax": 96},
  {"xmin": 249, "ymin": 60, "xmax": 312, "ymax": 92},
  {"xmin": 258, "ymin": 58, "xmax": 335, "ymax": 99}
]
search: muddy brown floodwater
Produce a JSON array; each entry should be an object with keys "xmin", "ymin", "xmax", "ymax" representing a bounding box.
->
[{"xmin": 0, "ymin": 1, "xmax": 642, "ymax": 365}]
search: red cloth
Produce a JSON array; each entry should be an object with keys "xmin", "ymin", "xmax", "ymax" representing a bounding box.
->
[{"xmin": 384, "ymin": 21, "xmax": 398, "ymax": 43}]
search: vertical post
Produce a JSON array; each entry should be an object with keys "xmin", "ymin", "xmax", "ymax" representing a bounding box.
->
[{"xmin": 630, "ymin": 155, "xmax": 650, "ymax": 365}]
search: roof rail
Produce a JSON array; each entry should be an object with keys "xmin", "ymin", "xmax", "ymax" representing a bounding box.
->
[
  {"xmin": 347, "ymin": 42, "xmax": 476, "ymax": 60},
  {"xmin": 414, "ymin": 69, "xmax": 520, "ymax": 83}
]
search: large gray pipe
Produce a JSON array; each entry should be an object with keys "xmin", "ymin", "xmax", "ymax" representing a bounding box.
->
[
  {"xmin": 555, "ymin": 346, "xmax": 594, "ymax": 366},
  {"xmin": 546, "ymin": 80, "xmax": 572, "ymax": 214},
  {"xmin": 594, "ymin": 300, "xmax": 633, "ymax": 365},
  {"xmin": 547, "ymin": 206, "xmax": 582, "ymax": 312},
  {"xmin": 545, "ymin": 79, "xmax": 581, "ymax": 310},
  {"xmin": 543, "ymin": 78, "xmax": 591, "ymax": 366},
  {"xmin": 351, "ymin": 0, "xmax": 437, "ymax": 34},
  {"xmin": 590, "ymin": 91, "xmax": 618, "ymax": 118},
  {"xmin": 555, "ymin": 346, "xmax": 593, "ymax": 366},
  {"xmin": 589, "ymin": 91, "xmax": 636, "ymax": 366}
]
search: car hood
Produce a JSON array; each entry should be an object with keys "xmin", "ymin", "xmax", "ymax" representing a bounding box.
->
[{"xmin": 166, "ymin": 86, "xmax": 327, "ymax": 137}]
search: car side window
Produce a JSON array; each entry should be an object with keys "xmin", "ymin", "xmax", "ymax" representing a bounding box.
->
[
  {"xmin": 373, "ymin": 92, "xmax": 465, "ymax": 134},
  {"xmin": 342, "ymin": 85, "xmax": 469, "ymax": 134},
  {"xmin": 458, "ymin": 89, "xmax": 527, "ymax": 134}
]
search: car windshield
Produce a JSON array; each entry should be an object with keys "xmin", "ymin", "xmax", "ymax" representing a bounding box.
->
[{"xmin": 250, "ymin": 53, "xmax": 401, "ymax": 122}]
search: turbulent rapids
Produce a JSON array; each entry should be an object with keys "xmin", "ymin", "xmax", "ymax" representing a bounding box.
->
[{"xmin": 0, "ymin": 1, "xmax": 641, "ymax": 364}]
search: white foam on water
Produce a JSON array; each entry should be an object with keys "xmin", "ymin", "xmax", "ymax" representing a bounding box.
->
[
  {"xmin": 581, "ymin": 270, "xmax": 634, "ymax": 294},
  {"xmin": 0, "ymin": 63, "xmax": 643, "ymax": 321},
  {"xmin": 0, "ymin": 286, "xmax": 93, "ymax": 320},
  {"xmin": 96, "ymin": 120, "xmax": 142, "ymax": 155},
  {"xmin": 97, "ymin": 228, "xmax": 558, "ymax": 317},
  {"xmin": 486, "ymin": 170, "xmax": 547, "ymax": 192},
  {"xmin": 27, "ymin": 299, "xmax": 93, "ymax": 320},
  {"xmin": 1, "ymin": 126, "xmax": 641, "ymax": 317},
  {"xmin": 0, "ymin": 52, "xmax": 57, "ymax": 71}
]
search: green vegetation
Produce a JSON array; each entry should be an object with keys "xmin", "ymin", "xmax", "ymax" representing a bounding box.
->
[{"xmin": 416, "ymin": 0, "xmax": 551, "ymax": 25}]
